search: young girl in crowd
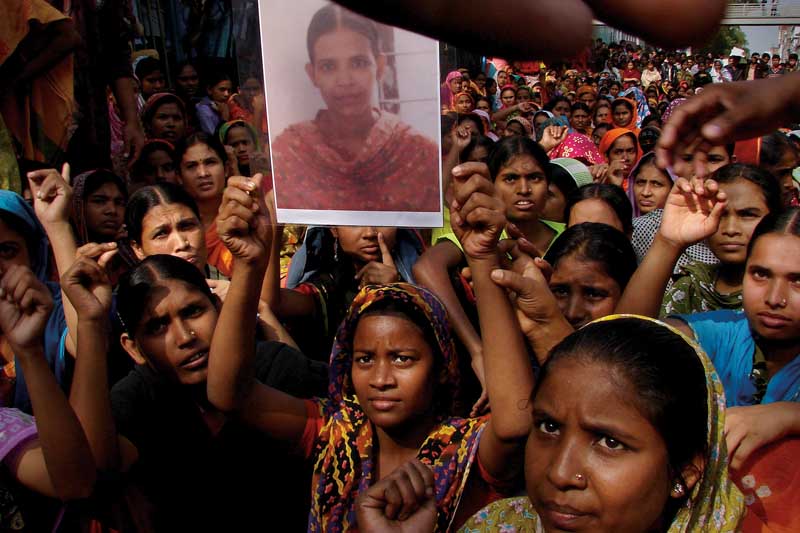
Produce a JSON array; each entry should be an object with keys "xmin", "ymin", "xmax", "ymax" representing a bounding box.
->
[
  {"xmin": 130, "ymin": 140, "xmax": 178, "ymax": 187},
  {"xmin": 67, "ymin": 252, "xmax": 327, "ymax": 530},
  {"xmin": 360, "ymin": 316, "xmax": 745, "ymax": 533},
  {"xmin": 595, "ymin": 127, "xmax": 642, "ymax": 187},
  {"xmin": 452, "ymin": 92, "xmax": 475, "ymax": 113},
  {"xmin": 545, "ymin": 223, "xmax": 638, "ymax": 328},
  {"xmin": 626, "ymin": 152, "xmax": 674, "ymax": 216},
  {"xmin": 134, "ymin": 57, "xmax": 166, "ymax": 110},
  {"xmin": 70, "ymin": 169, "xmax": 127, "ymax": 245},
  {"xmin": 564, "ymin": 183, "xmax": 633, "ymax": 236},
  {"xmin": 196, "ymin": 72, "xmax": 233, "ymax": 135},
  {"xmin": 175, "ymin": 132, "xmax": 233, "ymax": 277},
  {"xmin": 440, "ymin": 71, "xmax": 463, "ymax": 111},
  {"xmin": 611, "ymin": 97, "xmax": 639, "ymax": 132},
  {"xmin": 207, "ymin": 168, "xmax": 534, "ymax": 532},
  {"xmin": 620, "ymin": 164, "xmax": 782, "ymax": 317},
  {"xmin": 141, "ymin": 93, "xmax": 187, "ymax": 144},
  {"xmin": 541, "ymin": 158, "xmax": 594, "ymax": 222},
  {"xmin": 416, "ymin": 137, "xmax": 563, "ymax": 411},
  {"xmin": 759, "ymin": 132, "xmax": 799, "ymax": 207},
  {"xmin": 219, "ymin": 119, "xmax": 261, "ymax": 177}
]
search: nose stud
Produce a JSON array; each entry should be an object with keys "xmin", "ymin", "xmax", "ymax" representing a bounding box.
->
[
  {"xmin": 575, "ymin": 474, "xmax": 584, "ymax": 482},
  {"xmin": 189, "ymin": 330, "xmax": 196, "ymax": 338}
]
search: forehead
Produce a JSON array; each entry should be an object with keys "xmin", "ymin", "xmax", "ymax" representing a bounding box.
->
[
  {"xmin": 146, "ymin": 149, "xmax": 173, "ymax": 164},
  {"xmin": 313, "ymin": 28, "xmax": 374, "ymax": 62},
  {"xmin": 749, "ymin": 233, "xmax": 800, "ymax": 270},
  {"xmin": 611, "ymin": 135, "xmax": 635, "ymax": 149},
  {"xmin": 142, "ymin": 203, "xmax": 197, "ymax": 229},
  {"xmin": 352, "ymin": 313, "xmax": 431, "ymax": 349},
  {"xmin": 535, "ymin": 358, "xmax": 660, "ymax": 433},
  {"xmin": 500, "ymin": 154, "xmax": 543, "ymax": 174},
  {"xmin": 636, "ymin": 164, "xmax": 669, "ymax": 182},
  {"xmin": 183, "ymin": 143, "xmax": 219, "ymax": 161},
  {"xmin": 155, "ymin": 102, "xmax": 183, "ymax": 115},
  {"xmin": 226, "ymin": 127, "xmax": 253, "ymax": 143},
  {"xmin": 718, "ymin": 179, "xmax": 767, "ymax": 209},
  {"xmin": 551, "ymin": 254, "xmax": 616, "ymax": 286},
  {"xmin": 88, "ymin": 181, "xmax": 124, "ymax": 197},
  {"xmin": 141, "ymin": 279, "xmax": 207, "ymax": 318}
]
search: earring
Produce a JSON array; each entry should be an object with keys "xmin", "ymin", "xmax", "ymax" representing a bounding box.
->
[
  {"xmin": 672, "ymin": 482, "xmax": 685, "ymax": 497},
  {"xmin": 333, "ymin": 238, "xmax": 339, "ymax": 262}
]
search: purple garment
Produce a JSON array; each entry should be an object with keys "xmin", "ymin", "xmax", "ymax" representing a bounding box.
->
[
  {"xmin": 0, "ymin": 409, "xmax": 37, "ymax": 464},
  {"xmin": 196, "ymin": 97, "xmax": 223, "ymax": 135},
  {"xmin": 625, "ymin": 152, "xmax": 677, "ymax": 217}
]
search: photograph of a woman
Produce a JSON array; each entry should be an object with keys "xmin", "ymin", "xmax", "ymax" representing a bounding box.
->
[{"xmin": 260, "ymin": 0, "xmax": 442, "ymax": 226}]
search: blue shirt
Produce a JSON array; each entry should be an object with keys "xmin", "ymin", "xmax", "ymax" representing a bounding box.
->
[{"xmin": 679, "ymin": 310, "xmax": 800, "ymax": 406}]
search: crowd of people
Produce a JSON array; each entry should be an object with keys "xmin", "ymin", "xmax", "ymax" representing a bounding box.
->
[{"xmin": 1, "ymin": 0, "xmax": 800, "ymax": 531}]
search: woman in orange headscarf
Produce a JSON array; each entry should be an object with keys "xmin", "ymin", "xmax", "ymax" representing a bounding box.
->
[
  {"xmin": 596, "ymin": 128, "xmax": 642, "ymax": 189},
  {"xmin": 611, "ymin": 97, "xmax": 640, "ymax": 134}
]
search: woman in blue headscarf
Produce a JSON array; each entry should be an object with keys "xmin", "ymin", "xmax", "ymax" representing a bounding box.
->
[{"xmin": 0, "ymin": 191, "xmax": 69, "ymax": 413}]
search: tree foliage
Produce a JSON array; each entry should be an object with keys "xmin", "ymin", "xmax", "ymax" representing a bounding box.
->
[{"xmin": 696, "ymin": 25, "xmax": 749, "ymax": 58}]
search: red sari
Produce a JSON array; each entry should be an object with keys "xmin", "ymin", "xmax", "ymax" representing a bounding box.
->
[{"xmin": 272, "ymin": 110, "xmax": 440, "ymax": 212}]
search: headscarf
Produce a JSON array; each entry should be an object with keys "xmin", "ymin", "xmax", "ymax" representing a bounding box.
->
[
  {"xmin": 451, "ymin": 91, "xmax": 474, "ymax": 113},
  {"xmin": 611, "ymin": 96, "xmax": 641, "ymax": 133},
  {"xmin": 70, "ymin": 169, "xmax": 128, "ymax": 246},
  {"xmin": 308, "ymin": 284, "xmax": 488, "ymax": 532},
  {"xmin": 548, "ymin": 133, "xmax": 603, "ymax": 165},
  {"xmin": 507, "ymin": 116, "xmax": 534, "ymax": 138},
  {"xmin": 661, "ymin": 97, "xmax": 687, "ymax": 124},
  {"xmin": 550, "ymin": 158, "xmax": 594, "ymax": 188},
  {"xmin": 599, "ymin": 128, "xmax": 643, "ymax": 165},
  {"xmin": 459, "ymin": 315, "xmax": 745, "ymax": 533},
  {"xmin": 470, "ymin": 110, "xmax": 493, "ymax": 137},
  {"xmin": 0, "ymin": 191, "xmax": 49, "ymax": 282},
  {"xmin": 218, "ymin": 119, "xmax": 261, "ymax": 151},
  {"xmin": 440, "ymin": 71, "xmax": 462, "ymax": 110},
  {"xmin": 576, "ymin": 84, "xmax": 596, "ymax": 103},
  {"xmin": 141, "ymin": 92, "xmax": 187, "ymax": 129},
  {"xmin": 498, "ymin": 84, "xmax": 518, "ymax": 109},
  {"xmin": 625, "ymin": 152, "xmax": 676, "ymax": 217}
]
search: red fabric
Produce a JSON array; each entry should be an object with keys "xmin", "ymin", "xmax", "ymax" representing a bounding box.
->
[
  {"xmin": 734, "ymin": 437, "xmax": 800, "ymax": 533},
  {"xmin": 272, "ymin": 111, "xmax": 440, "ymax": 212},
  {"xmin": 205, "ymin": 221, "xmax": 233, "ymax": 277},
  {"xmin": 598, "ymin": 128, "xmax": 642, "ymax": 164}
]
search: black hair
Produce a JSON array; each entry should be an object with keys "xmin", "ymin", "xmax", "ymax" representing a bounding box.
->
[
  {"xmin": 203, "ymin": 71, "xmax": 232, "ymax": 91},
  {"xmin": 533, "ymin": 317, "xmax": 708, "ymax": 518},
  {"xmin": 474, "ymin": 96, "xmax": 491, "ymax": 108},
  {"xmin": 760, "ymin": 132, "xmax": 797, "ymax": 168},
  {"xmin": 516, "ymin": 85, "xmax": 533, "ymax": 97},
  {"xmin": 570, "ymin": 102, "xmax": 590, "ymax": 115},
  {"xmin": 81, "ymin": 170, "xmax": 128, "ymax": 203},
  {"xmin": 544, "ymin": 222, "xmax": 637, "ymax": 290},
  {"xmin": 547, "ymin": 163, "xmax": 581, "ymax": 199},
  {"xmin": 175, "ymin": 131, "xmax": 228, "ymax": 166},
  {"xmin": 544, "ymin": 96, "xmax": 570, "ymax": 112},
  {"xmin": 125, "ymin": 183, "xmax": 201, "ymax": 244},
  {"xmin": 638, "ymin": 127, "xmax": 662, "ymax": 153},
  {"xmin": 564, "ymin": 183, "xmax": 633, "ymax": 235},
  {"xmin": 487, "ymin": 136, "xmax": 551, "ymax": 183},
  {"xmin": 630, "ymin": 152, "xmax": 666, "ymax": 182},
  {"xmin": 641, "ymin": 114, "xmax": 661, "ymax": 129},
  {"xmin": 612, "ymin": 98, "xmax": 634, "ymax": 113},
  {"xmin": 712, "ymin": 163, "xmax": 783, "ymax": 217},
  {"xmin": 592, "ymin": 123, "xmax": 611, "ymax": 138},
  {"xmin": 441, "ymin": 113, "xmax": 458, "ymax": 138},
  {"xmin": 223, "ymin": 121, "xmax": 259, "ymax": 145},
  {"xmin": 131, "ymin": 141, "xmax": 177, "ymax": 182},
  {"xmin": 141, "ymin": 93, "xmax": 186, "ymax": 127},
  {"xmin": 306, "ymin": 4, "xmax": 380, "ymax": 63},
  {"xmin": 747, "ymin": 207, "xmax": 800, "ymax": 259},
  {"xmin": 117, "ymin": 254, "xmax": 213, "ymax": 334},
  {"xmin": 457, "ymin": 113, "xmax": 483, "ymax": 135},
  {"xmin": 135, "ymin": 57, "xmax": 163, "ymax": 80},
  {"xmin": 462, "ymin": 135, "xmax": 495, "ymax": 163}
]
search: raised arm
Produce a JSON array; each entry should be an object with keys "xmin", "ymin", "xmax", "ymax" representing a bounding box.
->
[
  {"xmin": 62, "ymin": 253, "xmax": 121, "ymax": 472},
  {"xmin": 450, "ymin": 162, "xmax": 534, "ymax": 481},
  {"xmin": 207, "ymin": 175, "xmax": 307, "ymax": 444},
  {"xmin": 26, "ymin": 166, "xmax": 80, "ymax": 356},
  {"xmin": 0, "ymin": 266, "xmax": 95, "ymax": 500},
  {"xmin": 616, "ymin": 177, "xmax": 726, "ymax": 317}
]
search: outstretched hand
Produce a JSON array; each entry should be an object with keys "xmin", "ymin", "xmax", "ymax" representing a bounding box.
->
[
  {"xmin": 450, "ymin": 162, "xmax": 506, "ymax": 262},
  {"xmin": 26, "ymin": 164, "xmax": 73, "ymax": 226},
  {"xmin": 659, "ymin": 177, "xmax": 726, "ymax": 248},
  {"xmin": 0, "ymin": 265, "xmax": 54, "ymax": 354},
  {"xmin": 656, "ymin": 74, "xmax": 800, "ymax": 178},
  {"xmin": 355, "ymin": 459, "xmax": 437, "ymax": 533},
  {"xmin": 217, "ymin": 174, "xmax": 272, "ymax": 266}
]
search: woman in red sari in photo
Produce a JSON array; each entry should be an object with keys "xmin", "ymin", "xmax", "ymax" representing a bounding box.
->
[{"xmin": 271, "ymin": 4, "xmax": 439, "ymax": 213}]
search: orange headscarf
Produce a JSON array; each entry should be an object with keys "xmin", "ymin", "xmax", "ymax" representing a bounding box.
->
[
  {"xmin": 599, "ymin": 128, "xmax": 643, "ymax": 165},
  {"xmin": 611, "ymin": 97, "xmax": 640, "ymax": 134},
  {"xmin": 451, "ymin": 91, "xmax": 475, "ymax": 112}
]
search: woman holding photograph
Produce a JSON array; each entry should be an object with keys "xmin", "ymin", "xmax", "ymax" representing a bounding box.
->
[{"xmin": 271, "ymin": 4, "xmax": 440, "ymax": 212}]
